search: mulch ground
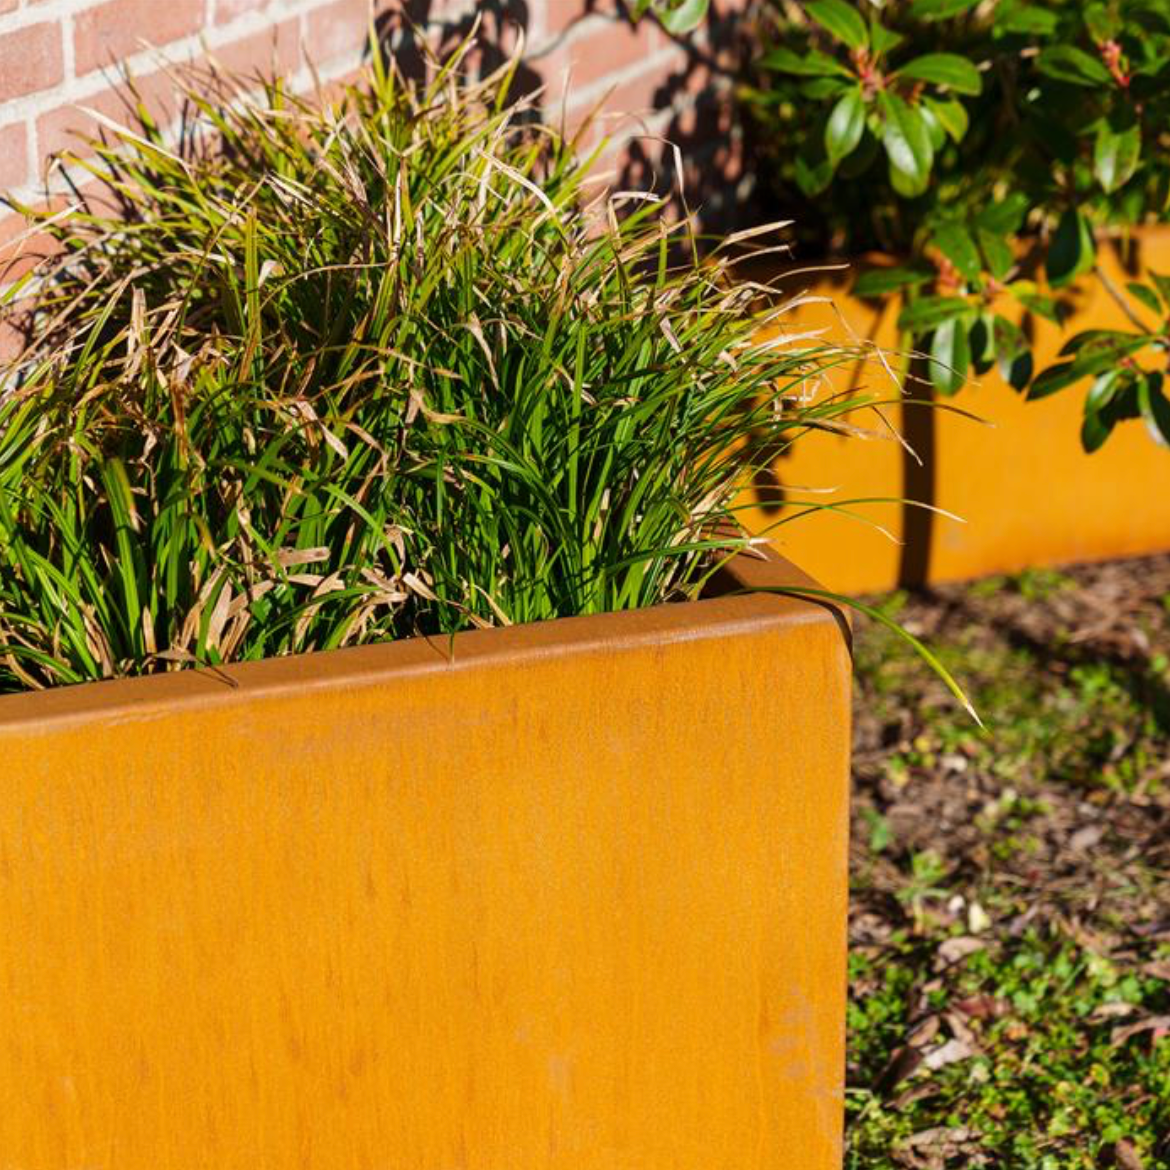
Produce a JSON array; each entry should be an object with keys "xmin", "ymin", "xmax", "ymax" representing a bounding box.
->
[{"xmin": 845, "ymin": 553, "xmax": 1170, "ymax": 1169}]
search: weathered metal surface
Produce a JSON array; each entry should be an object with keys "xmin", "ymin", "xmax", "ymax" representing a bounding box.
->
[
  {"xmin": 0, "ymin": 551, "xmax": 851, "ymax": 1170},
  {"xmin": 746, "ymin": 230, "xmax": 1170, "ymax": 592}
]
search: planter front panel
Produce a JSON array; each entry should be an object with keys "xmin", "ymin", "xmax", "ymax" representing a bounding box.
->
[
  {"xmin": 744, "ymin": 231, "xmax": 1170, "ymax": 592},
  {"xmin": 0, "ymin": 588, "xmax": 850, "ymax": 1169}
]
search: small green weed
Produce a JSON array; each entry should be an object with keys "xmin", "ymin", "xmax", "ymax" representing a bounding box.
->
[
  {"xmin": 847, "ymin": 932, "xmax": 1170, "ymax": 1169},
  {"xmin": 849, "ymin": 561, "xmax": 1170, "ymax": 1167}
]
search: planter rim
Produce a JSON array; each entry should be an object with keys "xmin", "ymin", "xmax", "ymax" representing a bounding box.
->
[{"xmin": 0, "ymin": 548, "xmax": 836, "ymax": 734}]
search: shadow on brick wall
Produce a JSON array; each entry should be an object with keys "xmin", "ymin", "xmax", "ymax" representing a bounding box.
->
[
  {"xmin": 373, "ymin": 1, "xmax": 543, "ymax": 101},
  {"xmin": 371, "ymin": 0, "xmax": 763, "ymax": 236},
  {"xmin": 611, "ymin": 0, "xmax": 763, "ymax": 235}
]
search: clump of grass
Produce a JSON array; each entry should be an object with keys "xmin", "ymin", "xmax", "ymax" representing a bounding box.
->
[{"xmin": 0, "ymin": 43, "xmax": 875, "ymax": 693}]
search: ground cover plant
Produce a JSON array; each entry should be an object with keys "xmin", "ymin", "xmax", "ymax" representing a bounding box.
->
[
  {"xmin": 0, "ymin": 45, "xmax": 885, "ymax": 693},
  {"xmin": 847, "ymin": 556, "xmax": 1170, "ymax": 1167},
  {"xmin": 740, "ymin": 0, "xmax": 1170, "ymax": 447}
]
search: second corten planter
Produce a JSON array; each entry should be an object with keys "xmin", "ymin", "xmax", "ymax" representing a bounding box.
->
[{"xmin": 743, "ymin": 228, "xmax": 1170, "ymax": 593}]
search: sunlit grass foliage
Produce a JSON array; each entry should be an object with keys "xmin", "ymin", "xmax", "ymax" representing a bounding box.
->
[{"xmin": 0, "ymin": 43, "xmax": 874, "ymax": 692}]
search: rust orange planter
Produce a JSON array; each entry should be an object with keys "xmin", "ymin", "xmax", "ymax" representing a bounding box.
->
[
  {"xmin": 742, "ymin": 230, "xmax": 1170, "ymax": 594},
  {"xmin": 0, "ymin": 551, "xmax": 851, "ymax": 1170}
]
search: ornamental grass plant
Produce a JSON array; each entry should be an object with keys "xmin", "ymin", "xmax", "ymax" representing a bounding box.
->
[{"xmin": 0, "ymin": 41, "xmax": 882, "ymax": 694}]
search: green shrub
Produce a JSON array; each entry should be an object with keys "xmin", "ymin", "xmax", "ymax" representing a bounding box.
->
[
  {"xmin": 0, "ymin": 48, "xmax": 874, "ymax": 692},
  {"xmin": 1029, "ymin": 271, "xmax": 1170, "ymax": 450},
  {"xmin": 740, "ymin": 0, "xmax": 1170, "ymax": 448}
]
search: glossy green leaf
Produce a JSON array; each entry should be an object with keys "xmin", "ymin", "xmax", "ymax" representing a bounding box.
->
[
  {"xmin": 879, "ymin": 92, "xmax": 933, "ymax": 197},
  {"xmin": 968, "ymin": 313, "xmax": 994, "ymax": 372},
  {"xmin": 918, "ymin": 103, "xmax": 947, "ymax": 152},
  {"xmin": 897, "ymin": 53, "xmax": 982, "ymax": 95},
  {"xmin": 909, "ymin": 0, "xmax": 980, "ymax": 18},
  {"xmin": 869, "ymin": 18, "xmax": 905, "ymax": 56},
  {"xmin": 1046, "ymin": 209, "xmax": 1095, "ymax": 289},
  {"xmin": 933, "ymin": 223, "xmax": 981, "ymax": 281},
  {"xmin": 1000, "ymin": 346, "xmax": 1033, "ymax": 391},
  {"xmin": 994, "ymin": 3, "xmax": 1058, "ymax": 35},
  {"xmin": 1119, "ymin": 183, "xmax": 1148, "ymax": 222},
  {"xmin": 1015, "ymin": 292, "xmax": 1064, "ymax": 324},
  {"xmin": 794, "ymin": 153, "xmax": 835, "ymax": 196},
  {"xmin": 929, "ymin": 318, "xmax": 970, "ymax": 395},
  {"xmin": 805, "ymin": 0, "xmax": 869, "ymax": 50},
  {"xmin": 1085, "ymin": 369, "xmax": 1122, "ymax": 413},
  {"xmin": 1149, "ymin": 271, "xmax": 1170, "ymax": 310},
  {"xmin": 1126, "ymin": 282, "xmax": 1163, "ymax": 317},
  {"xmin": 1138, "ymin": 372, "xmax": 1170, "ymax": 446},
  {"xmin": 759, "ymin": 46, "xmax": 853, "ymax": 77},
  {"xmin": 1111, "ymin": 380, "xmax": 1144, "ymax": 421},
  {"xmin": 1029, "ymin": 337, "xmax": 1147, "ymax": 399},
  {"xmin": 1035, "ymin": 46, "xmax": 1112, "ymax": 87},
  {"xmin": 806, "ymin": 77, "xmax": 855, "ymax": 99},
  {"xmin": 924, "ymin": 96, "xmax": 969, "ymax": 142},
  {"xmin": 1081, "ymin": 405, "xmax": 1116, "ymax": 452},
  {"xmin": 1132, "ymin": 0, "xmax": 1170, "ymax": 34},
  {"xmin": 853, "ymin": 266, "xmax": 933, "ymax": 297},
  {"xmin": 1027, "ymin": 361, "xmax": 1081, "ymax": 400},
  {"xmin": 655, "ymin": 0, "xmax": 709, "ymax": 35},
  {"xmin": 825, "ymin": 88, "xmax": 866, "ymax": 164},
  {"xmin": 993, "ymin": 315, "xmax": 1033, "ymax": 390},
  {"xmin": 976, "ymin": 193, "xmax": 1028, "ymax": 235},
  {"xmin": 978, "ymin": 229, "xmax": 1014, "ymax": 280},
  {"xmin": 1058, "ymin": 332, "xmax": 1147, "ymax": 361},
  {"xmin": 1094, "ymin": 121, "xmax": 1141, "ymax": 194},
  {"xmin": 1083, "ymin": 2, "xmax": 1119, "ymax": 43},
  {"xmin": 897, "ymin": 295, "xmax": 972, "ymax": 331},
  {"xmin": 992, "ymin": 315, "xmax": 1028, "ymax": 361}
]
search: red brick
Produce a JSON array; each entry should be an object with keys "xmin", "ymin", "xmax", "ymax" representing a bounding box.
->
[
  {"xmin": 214, "ymin": 0, "xmax": 273, "ymax": 23},
  {"xmin": 568, "ymin": 61, "xmax": 670, "ymax": 123},
  {"xmin": 0, "ymin": 203, "xmax": 66, "ymax": 288},
  {"xmin": 208, "ymin": 19, "xmax": 301, "ymax": 79},
  {"xmin": 670, "ymin": 89, "xmax": 734, "ymax": 141},
  {"xmin": 543, "ymin": 0, "xmax": 653, "ymax": 43},
  {"xmin": 36, "ymin": 67, "xmax": 180, "ymax": 170},
  {"xmin": 0, "ymin": 22, "xmax": 64, "ymax": 101},
  {"xmin": 561, "ymin": 59, "xmax": 697, "ymax": 169},
  {"xmin": 0, "ymin": 319, "xmax": 24, "ymax": 363},
  {"xmin": 538, "ymin": 18, "xmax": 656, "ymax": 100},
  {"xmin": 74, "ymin": 0, "xmax": 206, "ymax": 77},
  {"xmin": 0, "ymin": 122, "xmax": 28, "ymax": 192},
  {"xmin": 0, "ymin": 208, "xmax": 50, "ymax": 359},
  {"xmin": 544, "ymin": 0, "xmax": 594, "ymax": 36},
  {"xmin": 304, "ymin": 0, "xmax": 384, "ymax": 67}
]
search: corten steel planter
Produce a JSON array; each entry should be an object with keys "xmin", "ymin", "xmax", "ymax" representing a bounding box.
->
[
  {"xmin": 743, "ymin": 227, "xmax": 1170, "ymax": 594},
  {"xmin": 0, "ymin": 549, "xmax": 851, "ymax": 1170}
]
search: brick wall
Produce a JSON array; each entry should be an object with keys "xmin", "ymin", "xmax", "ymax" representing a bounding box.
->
[{"xmin": 0, "ymin": 0, "xmax": 749, "ymax": 256}]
